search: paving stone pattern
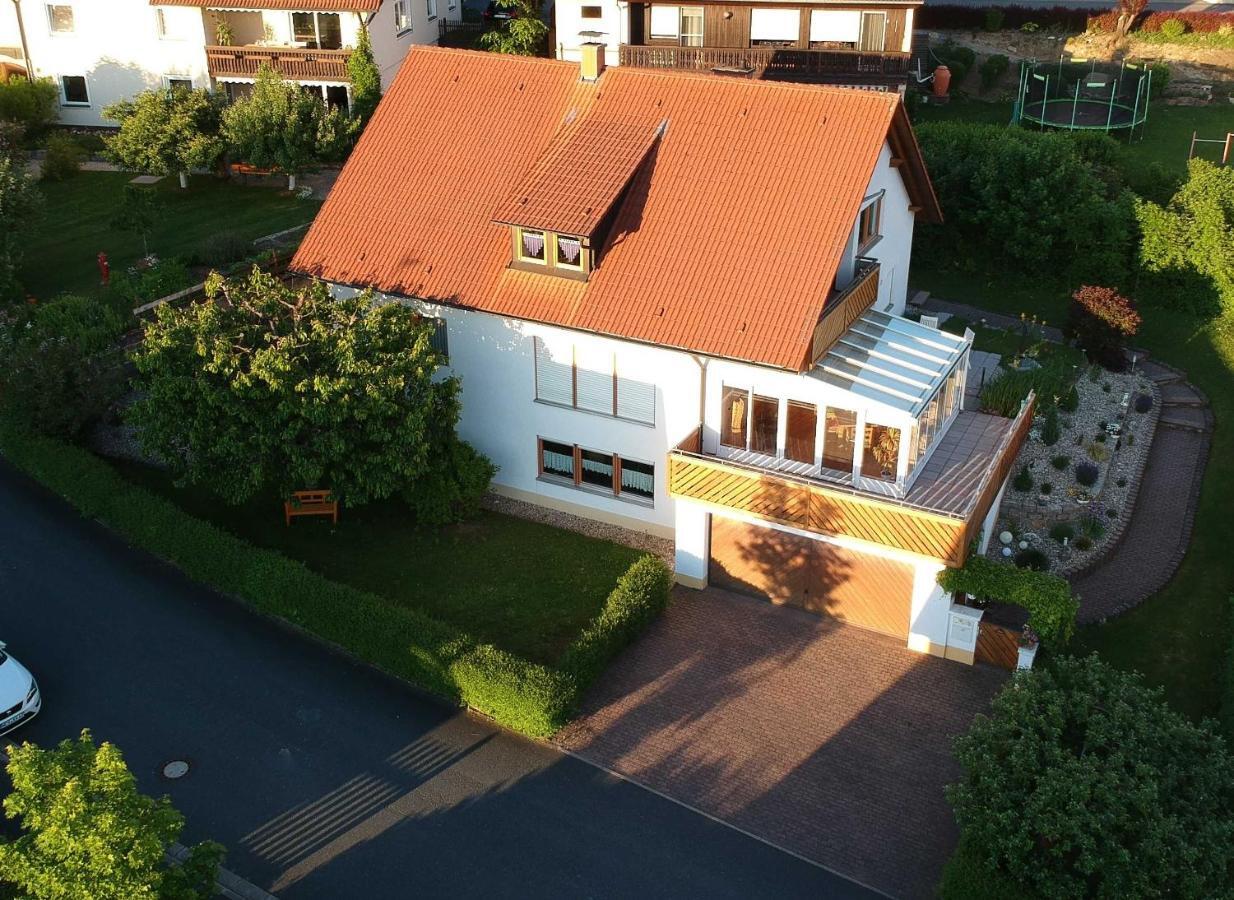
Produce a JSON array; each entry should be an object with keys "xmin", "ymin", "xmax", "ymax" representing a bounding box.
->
[
  {"xmin": 1069, "ymin": 359, "xmax": 1212, "ymax": 622},
  {"xmin": 558, "ymin": 587, "xmax": 1006, "ymax": 900}
]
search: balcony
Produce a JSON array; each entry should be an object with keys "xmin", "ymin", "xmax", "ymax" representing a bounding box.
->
[
  {"xmin": 810, "ymin": 257, "xmax": 879, "ymax": 367},
  {"xmin": 617, "ymin": 44, "xmax": 912, "ymax": 85},
  {"xmin": 205, "ymin": 45, "xmax": 352, "ymax": 83},
  {"xmin": 668, "ymin": 396, "xmax": 1035, "ymax": 567}
]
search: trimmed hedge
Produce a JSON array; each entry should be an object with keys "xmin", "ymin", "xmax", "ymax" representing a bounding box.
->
[
  {"xmin": 917, "ymin": 5, "xmax": 1100, "ymax": 31},
  {"xmin": 0, "ymin": 418, "xmax": 671, "ymax": 737}
]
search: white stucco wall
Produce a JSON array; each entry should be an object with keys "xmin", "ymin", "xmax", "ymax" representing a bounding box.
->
[
  {"xmin": 556, "ymin": 0, "xmax": 625, "ymax": 67},
  {"xmin": 366, "ymin": 0, "xmax": 458, "ymax": 90},
  {"xmin": 839, "ymin": 141, "xmax": 915, "ymax": 317}
]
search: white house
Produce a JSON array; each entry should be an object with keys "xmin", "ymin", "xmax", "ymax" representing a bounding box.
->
[
  {"xmin": 0, "ymin": 0, "xmax": 457, "ymax": 128},
  {"xmin": 292, "ymin": 46, "xmax": 1033, "ymax": 666},
  {"xmin": 553, "ymin": 0, "xmax": 920, "ymax": 90}
]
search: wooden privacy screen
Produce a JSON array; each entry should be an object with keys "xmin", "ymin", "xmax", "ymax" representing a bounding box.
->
[{"xmin": 809, "ymin": 261, "xmax": 880, "ymax": 366}]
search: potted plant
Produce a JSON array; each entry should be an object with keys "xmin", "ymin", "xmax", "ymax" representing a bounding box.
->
[{"xmin": 215, "ymin": 20, "xmax": 234, "ymax": 46}]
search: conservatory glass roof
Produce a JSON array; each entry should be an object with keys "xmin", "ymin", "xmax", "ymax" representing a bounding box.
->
[{"xmin": 810, "ymin": 309, "xmax": 970, "ymax": 416}]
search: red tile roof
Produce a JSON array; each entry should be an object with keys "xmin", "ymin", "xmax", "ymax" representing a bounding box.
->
[
  {"xmin": 493, "ymin": 116, "xmax": 665, "ymax": 237},
  {"xmin": 155, "ymin": 0, "xmax": 380, "ymax": 11},
  {"xmin": 292, "ymin": 48, "xmax": 941, "ymax": 371}
]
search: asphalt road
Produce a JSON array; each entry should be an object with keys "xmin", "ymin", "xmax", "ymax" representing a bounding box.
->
[{"xmin": 0, "ymin": 461, "xmax": 877, "ymax": 900}]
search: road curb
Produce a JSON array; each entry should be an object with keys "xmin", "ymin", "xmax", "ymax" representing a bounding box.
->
[{"xmin": 167, "ymin": 843, "xmax": 280, "ymax": 900}]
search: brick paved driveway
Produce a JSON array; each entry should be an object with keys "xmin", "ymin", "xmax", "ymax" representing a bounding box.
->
[{"xmin": 557, "ymin": 587, "xmax": 1007, "ymax": 899}]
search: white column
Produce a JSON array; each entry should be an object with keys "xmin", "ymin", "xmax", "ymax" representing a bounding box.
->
[
  {"xmin": 907, "ymin": 559, "xmax": 950, "ymax": 656},
  {"xmin": 674, "ymin": 501, "xmax": 710, "ymax": 589},
  {"xmin": 944, "ymin": 604, "xmax": 983, "ymax": 665}
]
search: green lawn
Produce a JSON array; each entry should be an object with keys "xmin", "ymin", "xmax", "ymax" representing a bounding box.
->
[
  {"xmin": 111, "ymin": 460, "xmax": 647, "ymax": 667},
  {"xmin": 909, "ymin": 101, "xmax": 1234, "ymax": 718},
  {"xmin": 20, "ymin": 172, "xmax": 320, "ymax": 299}
]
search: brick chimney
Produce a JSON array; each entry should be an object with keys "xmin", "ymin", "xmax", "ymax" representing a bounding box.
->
[{"xmin": 579, "ymin": 42, "xmax": 605, "ymax": 82}]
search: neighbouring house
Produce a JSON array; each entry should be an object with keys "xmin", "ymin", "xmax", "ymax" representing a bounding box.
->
[
  {"xmin": 291, "ymin": 46, "xmax": 1033, "ymax": 665},
  {"xmin": 0, "ymin": 0, "xmax": 457, "ymax": 129},
  {"xmin": 553, "ymin": 0, "xmax": 920, "ymax": 91}
]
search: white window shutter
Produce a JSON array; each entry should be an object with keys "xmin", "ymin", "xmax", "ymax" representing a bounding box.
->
[
  {"xmin": 750, "ymin": 8, "xmax": 799, "ymax": 41},
  {"xmin": 535, "ymin": 337, "xmax": 573, "ymax": 406},
  {"xmin": 809, "ymin": 9, "xmax": 860, "ymax": 42},
  {"xmin": 649, "ymin": 5, "xmax": 680, "ymax": 37},
  {"xmin": 574, "ymin": 344, "xmax": 614, "ymax": 414},
  {"xmin": 616, "ymin": 373, "xmax": 655, "ymax": 424}
]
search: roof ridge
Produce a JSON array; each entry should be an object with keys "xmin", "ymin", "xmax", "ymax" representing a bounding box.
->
[
  {"xmin": 606, "ymin": 65, "xmax": 902, "ymax": 104},
  {"xmin": 407, "ymin": 45, "xmax": 580, "ymax": 70}
]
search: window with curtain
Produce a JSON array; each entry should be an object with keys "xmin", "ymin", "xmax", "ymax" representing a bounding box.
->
[
  {"xmin": 858, "ymin": 11, "xmax": 887, "ymax": 51},
  {"xmin": 721, "ymin": 386, "xmax": 749, "ymax": 449},
  {"xmin": 786, "ymin": 401, "xmax": 817, "ymax": 464},
  {"xmin": 394, "ymin": 0, "xmax": 411, "ymax": 32},
  {"xmin": 580, "ymin": 449, "xmax": 615, "ymax": 489},
  {"xmin": 679, "ymin": 6, "xmax": 703, "ymax": 46},
  {"xmin": 862, "ymin": 423, "xmax": 901, "ymax": 482},
  {"xmin": 620, "ymin": 459, "xmax": 655, "ymax": 500},
  {"xmin": 555, "ymin": 235, "xmax": 583, "ymax": 269},
  {"xmin": 751, "ymin": 395, "xmax": 778, "ymax": 455},
  {"xmin": 519, "ymin": 229, "xmax": 546, "ymax": 263},
  {"xmin": 540, "ymin": 439, "xmax": 575, "ymax": 481},
  {"xmin": 822, "ymin": 407, "xmax": 856, "ymax": 471}
]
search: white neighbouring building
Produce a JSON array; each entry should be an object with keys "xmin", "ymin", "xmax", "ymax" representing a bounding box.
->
[
  {"xmin": 292, "ymin": 47, "xmax": 1034, "ymax": 666},
  {"xmin": 0, "ymin": 0, "xmax": 459, "ymax": 128}
]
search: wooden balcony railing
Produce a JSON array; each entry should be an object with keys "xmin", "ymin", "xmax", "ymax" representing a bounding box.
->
[
  {"xmin": 205, "ymin": 46, "xmax": 352, "ymax": 83},
  {"xmin": 617, "ymin": 44, "xmax": 912, "ymax": 81},
  {"xmin": 809, "ymin": 257, "xmax": 879, "ymax": 366},
  {"xmin": 667, "ymin": 393, "xmax": 1037, "ymax": 567}
]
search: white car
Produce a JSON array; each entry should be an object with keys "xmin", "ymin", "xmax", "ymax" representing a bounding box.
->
[{"xmin": 0, "ymin": 642, "xmax": 41, "ymax": 737}]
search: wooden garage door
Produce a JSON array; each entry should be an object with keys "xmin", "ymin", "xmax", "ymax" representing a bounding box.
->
[{"xmin": 709, "ymin": 516, "xmax": 913, "ymax": 638}]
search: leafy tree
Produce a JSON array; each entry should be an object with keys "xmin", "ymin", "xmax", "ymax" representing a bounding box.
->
[
  {"xmin": 948, "ymin": 655, "xmax": 1234, "ymax": 900},
  {"xmin": 130, "ymin": 269, "xmax": 491, "ymax": 507},
  {"xmin": 1136, "ymin": 158, "xmax": 1234, "ymax": 316},
  {"xmin": 222, "ymin": 64, "xmax": 348, "ymax": 190},
  {"xmin": 0, "ymin": 730, "xmax": 223, "ymax": 900},
  {"xmin": 346, "ymin": 25, "xmax": 382, "ymax": 127},
  {"xmin": 111, "ymin": 185, "xmax": 166, "ymax": 259},
  {"xmin": 0, "ymin": 156, "xmax": 40, "ymax": 302},
  {"xmin": 0, "ymin": 75, "xmax": 59, "ymax": 139},
  {"xmin": 104, "ymin": 87, "xmax": 226, "ymax": 188},
  {"xmin": 479, "ymin": 0, "xmax": 549, "ymax": 56},
  {"xmin": 913, "ymin": 122, "xmax": 1134, "ymax": 287},
  {"xmin": 1112, "ymin": 0, "xmax": 1149, "ymax": 38},
  {"xmin": 1067, "ymin": 284, "xmax": 1140, "ymax": 370}
]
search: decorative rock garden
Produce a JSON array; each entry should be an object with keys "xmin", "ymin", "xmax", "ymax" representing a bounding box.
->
[{"xmin": 988, "ymin": 363, "xmax": 1160, "ymax": 575}]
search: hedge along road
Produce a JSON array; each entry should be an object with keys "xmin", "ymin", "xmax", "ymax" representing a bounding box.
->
[{"xmin": 0, "ymin": 460, "xmax": 876, "ymax": 900}]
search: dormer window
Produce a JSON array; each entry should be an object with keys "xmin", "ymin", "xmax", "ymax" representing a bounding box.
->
[
  {"xmin": 556, "ymin": 235, "xmax": 583, "ymax": 270},
  {"xmin": 518, "ymin": 228, "xmax": 547, "ymax": 264}
]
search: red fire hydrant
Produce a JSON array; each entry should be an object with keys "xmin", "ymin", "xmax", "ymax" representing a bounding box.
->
[{"xmin": 98, "ymin": 252, "xmax": 110, "ymax": 286}]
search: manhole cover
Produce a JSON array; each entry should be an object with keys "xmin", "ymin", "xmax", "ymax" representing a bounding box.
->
[{"xmin": 161, "ymin": 759, "xmax": 190, "ymax": 780}]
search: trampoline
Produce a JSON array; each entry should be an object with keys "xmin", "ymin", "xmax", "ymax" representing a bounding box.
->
[{"xmin": 1013, "ymin": 57, "xmax": 1151, "ymax": 138}]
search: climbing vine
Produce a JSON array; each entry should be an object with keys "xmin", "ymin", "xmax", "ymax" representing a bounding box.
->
[{"xmin": 938, "ymin": 556, "xmax": 1079, "ymax": 645}]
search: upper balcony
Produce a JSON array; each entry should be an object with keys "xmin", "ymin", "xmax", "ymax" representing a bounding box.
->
[
  {"xmin": 809, "ymin": 256, "xmax": 880, "ymax": 367},
  {"xmin": 205, "ymin": 45, "xmax": 352, "ymax": 83},
  {"xmin": 618, "ymin": 44, "xmax": 912, "ymax": 85}
]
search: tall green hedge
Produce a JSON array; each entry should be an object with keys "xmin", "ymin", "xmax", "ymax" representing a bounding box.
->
[
  {"xmin": 0, "ymin": 419, "xmax": 671, "ymax": 737},
  {"xmin": 938, "ymin": 556, "xmax": 1078, "ymax": 645}
]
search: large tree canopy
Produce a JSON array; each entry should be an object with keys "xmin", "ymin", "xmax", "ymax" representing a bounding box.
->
[
  {"xmin": 346, "ymin": 25, "xmax": 382, "ymax": 126},
  {"xmin": 130, "ymin": 269, "xmax": 476, "ymax": 506},
  {"xmin": 479, "ymin": 0, "xmax": 549, "ymax": 56},
  {"xmin": 104, "ymin": 87, "xmax": 226, "ymax": 187},
  {"xmin": 0, "ymin": 730, "xmax": 222, "ymax": 900},
  {"xmin": 948, "ymin": 654, "xmax": 1234, "ymax": 899},
  {"xmin": 221, "ymin": 65, "xmax": 347, "ymax": 189}
]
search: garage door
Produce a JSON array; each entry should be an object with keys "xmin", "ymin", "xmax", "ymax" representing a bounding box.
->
[{"xmin": 709, "ymin": 516, "xmax": 913, "ymax": 638}]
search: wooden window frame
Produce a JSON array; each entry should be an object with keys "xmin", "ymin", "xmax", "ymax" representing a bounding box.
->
[
  {"xmin": 537, "ymin": 438, "xmax": 654, "ymax": 504},
  {"xmin": 858, "ymin": 10, "xmax": 887, "ymax": 52},
  {"xmin": 554, "ymin": 234, "xmax": 585, "ymax": 271},
  {"xmin": 822, "ymin": 406, "xmax": 858, "ymax": 473},
  {"xmin": 516, "ymin": 228, "xmax": 549, "ymax": 265},
  {"xmin": 679, "ymin": 6, "xmax": 703, "ymax": 47},
  {"xmin": 750, "ymin": 394, "xmax": 779, "ymax": 456},
  {"xmin": 785, "ymin": 400, "xmax": 818, "ymax": 465},
  {"xmin": 857, "ymin": 196, "xmax": 883, "ymax": 253},
  {"xmin": 720, "ymin": 385, "xmax": 751, "ymax": 450}
]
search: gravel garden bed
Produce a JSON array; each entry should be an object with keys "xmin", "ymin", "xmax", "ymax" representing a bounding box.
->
[{"xmin": 988, "ymin": 363, "xmax": 1160, "ymax": 575}]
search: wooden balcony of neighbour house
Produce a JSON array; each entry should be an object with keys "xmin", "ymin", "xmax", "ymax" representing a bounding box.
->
[
  {"xmin": 667, "ymin": 393, "xmax": 1036, "ymax": 567},
  {"xmin": 205, "ymin": 45, "xmax": 352, "ymax": 83},
  {"xmin": 809, "ymin": 257, "xmax": 880, "ymax": 367},
  {"xmin": 617, "ymin": 44, "xmax": 912, "ymax": 83}
]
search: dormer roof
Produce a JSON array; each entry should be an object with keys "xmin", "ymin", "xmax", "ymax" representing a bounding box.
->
[{"xmin": 292, "ymin": 48, "xmax": 942, "ymax": 372}]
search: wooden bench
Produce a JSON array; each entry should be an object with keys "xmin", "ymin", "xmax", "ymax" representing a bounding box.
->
[
  {"xmin": 230, "ymin": 162, "xmax": 277, "ymax": 182},
  {"xmin": 284, "ymin": 490, "xmax": 339, "ymax": 526}
]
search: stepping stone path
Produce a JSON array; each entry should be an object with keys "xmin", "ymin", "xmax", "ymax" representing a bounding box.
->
[{"xmin": 1069, "ymin": 358, "xmax": 1213, "ymax": 623}]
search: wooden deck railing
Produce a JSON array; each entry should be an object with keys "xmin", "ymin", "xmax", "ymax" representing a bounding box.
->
[
  {"xmin": 205, "ymin": 46, "xmax": 352, "ymax": 82},
  {"xmin": 809, "ymin": 258, "xmax": 880, "ymax": 366},
  {"xmin": 668, "ymin": 392, "xmax": 1037, "ymax": 566},
  {"xmin": 617, "ymin": 44, "xmax": 911, "ymax": 81}
]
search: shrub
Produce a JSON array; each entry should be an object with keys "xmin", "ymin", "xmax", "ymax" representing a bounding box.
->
[
  {"xmin": 1135, "ymin": 392, "xmax": 1153, "ymax": 413},
  {"xmin": 940, "ymin": 556, "xmax": 1077, "ymax": 644},
  {"xmin": 1014, "ymin": 548, "xmax": 1049, "ymax": 571},
  {"xmin": 1068, "ymin": 285, "xmax": 1141, "ymax": 371},
  {"xmin": 0, "ymin": 158, "xmax": 42, "ymax": 303},
  {"xmin": 105, "ymin": 257, "xmax": 195, "ymax": 308},
  {"xmin": 1223, "ymin": 596, "xmax": 1234, "ymax": 741},
  {"xmin": 1076, "ymin": 461, "xmax": 1099, "ymax": 486},
  {"xmin": 0, "ymin": 76, "xmax": 59, "ymax": 139},
  {"xmin": 192, "ymin": 232, "xmax": 252, "ymax": 268},
  {"xmin": 1040, "ymin": 483, "xmax": 1053, "ymax": 495},
  {"xmin": 40, "ymin": 132, "xmax": 85, "ymax": 182},
  {"xmin": 1148, "ymin": 61, "xmax": 1171, "ymax": 98},
  {"xmin": 401, "ymin": 436, "xmax": 497, "ymax": 526},
  {"xmin": 1160, "ymin": 17, "xmax": 1186, "ymax": 39},
  {"xmin": 1051, "ymin": 454, "xmax": 1071, "ymax": 470},
  {"xmin": 983, "ymin": 8, "xmax": 1005, "ymax": 31},
  {"xmin": 558, "ymin": 556, "xmax": 672, "ymax": 694},
  {"xmin": 103, "ymin": 87, "xmax": 226, "ymax": 184},
  {"xmin": 932, "ymin": 41, "xmax": 978, "ymax": 85},
  {"xmin": 0, "ymin": 119, "xmax": 25, "ymax": 163},
  {"xmin": 1073, "ymin": 535, "xmax": 1093, "ymax": 551},
  {"xmin": 948, "ymin": 655, "xmax": 1234, "ymax": 899},
  {"xmin": 1040, "ymin": 406, "xmax": 1061, "ymax": 446},
  {"xmin": 1049, "ymin": 522, "xmax": 1076, "ymax": 543},
  {"xmin": 979, "ymin": 53, "xmax": 1010, "ymax": 91},
  {"xmin": 1059, "ymin": 384, "xmax": 1080, "ymax": 412},
  {"xmin": 1087, "ymin": 442, "xmax": 1110, "ymax": 462},
  {"xmin": 917, "ymin": 5, "xmax": 1096, "ymax": 32},
  {"xmin": 1081, "ymin": 515, "xmax": 1108, "ymax": 539},
  {"xmin": 1013, "ymin": 465, "xmax": 1033, "ymax": 492}
]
